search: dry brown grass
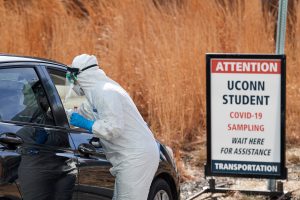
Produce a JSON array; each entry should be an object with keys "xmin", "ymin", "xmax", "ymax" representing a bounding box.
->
[{"xmin": 0, "ymin": 0, "xmax": 300, "ymax": 178}]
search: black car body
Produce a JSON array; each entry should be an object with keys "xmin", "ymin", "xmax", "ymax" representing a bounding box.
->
[{"xmin": 0, "ymin": 54, "xmax": 180, "ymax": 200}]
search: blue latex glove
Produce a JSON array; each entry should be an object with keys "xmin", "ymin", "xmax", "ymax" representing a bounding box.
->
[{"xmin": 70, "ymin": 113, "xmax": 94, "ymax": 133}]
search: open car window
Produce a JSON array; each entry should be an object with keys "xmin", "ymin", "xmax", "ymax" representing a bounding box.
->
[
  {"xmin": 47, "ymin": 69, "xmax": 86, "ymax": 110},
  {"xmin": 47, "ymin": 68, "xmax": 93, "ymax": 128}
]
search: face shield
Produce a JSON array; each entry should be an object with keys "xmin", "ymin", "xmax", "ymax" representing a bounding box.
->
[
  {"xmin": 65, "ymin": 67, "xmax": 85, "ymax": 98},
  {"xmin": 65, "ymin": 64, "xmax": 98, "ymax": 98}
]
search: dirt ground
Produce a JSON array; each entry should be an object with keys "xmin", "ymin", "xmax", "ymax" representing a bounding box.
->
[{"xmin": 180, "ymin": 142, "xmax": 300, "ymax": 200}]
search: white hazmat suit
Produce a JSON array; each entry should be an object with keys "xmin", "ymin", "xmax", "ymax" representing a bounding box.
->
[{"xmin": 71, "ymin": 54, "xmax": 160, "ymax": 200}]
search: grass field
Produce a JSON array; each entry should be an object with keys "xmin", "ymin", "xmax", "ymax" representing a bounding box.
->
[{"xmin": 0, "ymin": 0, "xmax": 299, "ymax": 179}]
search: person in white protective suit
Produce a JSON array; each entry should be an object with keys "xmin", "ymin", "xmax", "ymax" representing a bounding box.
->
[{"xmin": 67, "ymin": 54, "xmax": 160, "ymax": 200}]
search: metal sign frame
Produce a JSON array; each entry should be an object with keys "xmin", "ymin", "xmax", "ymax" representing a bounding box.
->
[{"xmin": 205, "ymin": 53, "xmax": 287, "ymax": 179}]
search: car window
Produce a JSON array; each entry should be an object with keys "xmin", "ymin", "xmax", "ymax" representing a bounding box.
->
[
  {"xmin": 47, "ymin": 68, "xmax": 91, "ymax": 127},
  {"xmin": 0, "ymin": 67, "xmax": 54, "ymax": 125}
]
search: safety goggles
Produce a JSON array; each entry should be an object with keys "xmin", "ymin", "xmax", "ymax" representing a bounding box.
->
[
  {"xmin": 66, "ymin": 70, "xmax": 79, "ymax": 84},
  {"xmin": 66, "ymin": 64, "xmax": 98, "ymax": 84}
]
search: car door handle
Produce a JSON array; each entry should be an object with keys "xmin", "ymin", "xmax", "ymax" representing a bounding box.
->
[
  {"xmin": 78, "ymin": 143, "xmax": 106, "ymax": 158},
  {"xmin": 78, "ymin": 143, "xmax": 98, "ymax": 157},
  {"xmin": 0, "ymin": 132, "xmax": 23, "ymax": 147}
]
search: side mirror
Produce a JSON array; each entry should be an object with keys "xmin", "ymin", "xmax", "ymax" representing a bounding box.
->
[
  {"xmin": 78, "ymin": 143, "xmax": 97, "ymax": 157},
  {"xmin": 0, "ymin": 133, "xmax": 23, "ymax": 150}
]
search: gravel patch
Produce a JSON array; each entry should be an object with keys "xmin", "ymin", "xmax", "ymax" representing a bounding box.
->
[
  {"xmin": 180, "ymin": 180, "xmax": 207, "ymax": 200},
  {"xmin": 179, "ymin": 149, "xmax": 300, "ymax": 199}
]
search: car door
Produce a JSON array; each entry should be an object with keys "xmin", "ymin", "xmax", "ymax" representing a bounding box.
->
[
  {"xmin": 46, "ymin": 66, "xmax": 115, "ymax": 200},
  {"xmin": 0, "ymin": 65, "xmax": 77, "ymax": 200}
]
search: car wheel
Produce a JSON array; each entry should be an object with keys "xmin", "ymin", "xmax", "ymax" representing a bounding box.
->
[{"xmin": 148, "ymin": 178, "xmax": 173, "ymax": 200}]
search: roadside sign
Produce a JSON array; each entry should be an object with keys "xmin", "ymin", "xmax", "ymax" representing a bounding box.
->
[{"xmin": 205, "ymin": 54, "xmax": 287, "ymax": 179}]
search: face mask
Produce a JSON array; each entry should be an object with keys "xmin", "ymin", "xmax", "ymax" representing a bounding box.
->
[{"xmin": 72, "ymin": 84, "xmax": 85, "ymax": 96}]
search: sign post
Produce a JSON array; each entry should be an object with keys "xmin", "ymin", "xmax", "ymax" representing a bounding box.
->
[
  {"xmin": 268, "ymin": 0, "xmax": 289, "ymax": 191},
  {"xmin": 276, "ymin": 0, "xmax": 288, "ymax": 55},
  {"xmin": 206, "ymin": 54, "xmax": 286, "ymax": 180}
]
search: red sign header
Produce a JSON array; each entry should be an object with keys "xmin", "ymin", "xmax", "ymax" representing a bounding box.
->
[{"xmin": 211, "ymin": 59, "xmax": 281, "ymax": 74}]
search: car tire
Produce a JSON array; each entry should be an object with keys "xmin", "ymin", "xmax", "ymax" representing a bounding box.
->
[{"xmin": 148, "ymin": 178, "xmax": 173, "ymax": 200}]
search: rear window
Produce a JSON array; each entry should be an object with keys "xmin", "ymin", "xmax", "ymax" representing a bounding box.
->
[{"xmin": 0, "ymin": 67, "xmax": 54, "ymax": 125}]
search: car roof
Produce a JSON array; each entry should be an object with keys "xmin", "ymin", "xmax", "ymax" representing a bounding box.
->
[{"xmin": 0, "ymin": 54, "xmax": 67, "ymax": 68}]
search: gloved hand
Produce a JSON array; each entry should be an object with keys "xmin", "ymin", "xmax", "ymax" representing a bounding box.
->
[{"xmin": 70, "ymin": 113, "xmax": 94, "ymax": 133}]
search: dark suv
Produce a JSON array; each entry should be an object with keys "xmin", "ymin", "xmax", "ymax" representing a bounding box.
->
[{"xmin": 0, "ymin": 54, "xmax": 180, "ymax": 200}]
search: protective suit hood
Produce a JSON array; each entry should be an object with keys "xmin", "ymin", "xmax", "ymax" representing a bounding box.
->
[
  {"xmin": 68, "ymin": 54, "xmax": 104, "ymax": 97},
  {"xmin": 71, "ymin": 54, "xmax": 98, "ymax": 71},
  {"xmin": 71, "ymin": 54, "xmax": 110, "ymax": 92}
]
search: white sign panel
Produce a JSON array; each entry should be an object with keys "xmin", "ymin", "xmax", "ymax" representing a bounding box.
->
[{"xmin": 206, "ymin": 54, "xmax": 286, "ymax": 179}]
